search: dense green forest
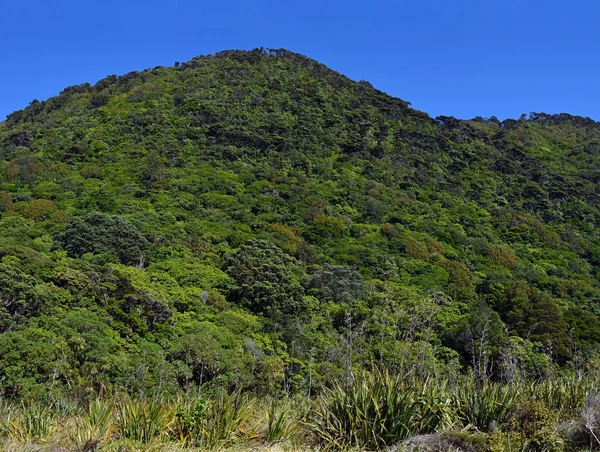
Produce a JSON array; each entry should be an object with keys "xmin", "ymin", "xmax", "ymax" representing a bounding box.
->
[{"xmin": 2, "ymin": 48, "xmax": 600, "ymax": 450}]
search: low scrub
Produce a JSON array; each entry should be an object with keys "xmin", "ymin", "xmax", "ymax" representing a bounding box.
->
[{"xmin": 308, "ymin": 370, "xmax": 453, "ymax": 449}]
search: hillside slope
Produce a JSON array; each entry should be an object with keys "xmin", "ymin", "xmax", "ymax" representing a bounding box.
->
[{"xmin": 1, "ymin": 48, "xmax": 600, "ymax": 398}]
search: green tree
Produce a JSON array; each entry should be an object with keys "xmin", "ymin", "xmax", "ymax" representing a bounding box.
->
[
  {"xmin": 307, "ymin": 264, "xmax": 364, "ymax": 304},
  {"xmin": 0, "ymin": 264, "xmax": 70, "ymax": 332},
  {"xmin": 225, "ymin": 239, "xmax": 305, "ymax": 322},
  {"xmin": 56, "ymin": 211, "xmax": 149, "ymax": 266}
]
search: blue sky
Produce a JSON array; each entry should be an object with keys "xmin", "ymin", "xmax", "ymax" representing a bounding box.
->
[{"xmin": 1, "ymin": 0, "xmax": 599, "ymax": 121}]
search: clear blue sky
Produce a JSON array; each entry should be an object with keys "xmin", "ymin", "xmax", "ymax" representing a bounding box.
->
[{"xmin": 2, "ymin": 0, "xmax": 599, "ymax": 121}]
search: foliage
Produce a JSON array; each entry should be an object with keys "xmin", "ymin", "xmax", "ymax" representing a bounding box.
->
[
  {"xmin": 0, "ymin": 402, "xmax": 56, "ymax": 444},
  {"xmin": 308, "ymin": 370, "xmax": 453, "ymax": 449},
  {"xmin": 169, "ymin": 392, "xmax": 255, "ymax": 448},
  {"xmin": 0, "ymin": 377, "xmax": 597, "ymax": 450},
  {"xmin": 114, "ymin": 398, "xmax": 171, "ymax": 443},
  {"xmin": 225, "ymin": 239, "xmax": 305, "ymax": 322},
  {"xmin": 454, "ymin": 380, "xmax": 519, "ymax": 432},
  {"xmin": 56, "ymin": 211, "xmax": 149, "ymax": 266},
  {"xmin": 1, "ymin": 50, "xmax": 600, "ymax": 445},
  {"xmin": 72, "ymin": 399, "xmax": 115, "ymax": 451}
]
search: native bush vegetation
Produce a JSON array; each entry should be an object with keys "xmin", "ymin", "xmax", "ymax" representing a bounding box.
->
[
  {"xmin": 2, "ymin": 48, "xmax": 600, "ymax": 449},
  {"xmin": 0, "ymin": 376, "xmax": 598, "ymax": 450}
]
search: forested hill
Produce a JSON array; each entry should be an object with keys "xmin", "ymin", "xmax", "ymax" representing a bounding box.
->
[{"xmin": 1, "ymin": 47, "xmax": 600, "ymax": 398}]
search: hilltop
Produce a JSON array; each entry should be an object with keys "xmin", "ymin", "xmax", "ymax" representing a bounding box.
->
[{"xmin": 1, "ymin": 48, "xmax": 600, "ymax": 400}]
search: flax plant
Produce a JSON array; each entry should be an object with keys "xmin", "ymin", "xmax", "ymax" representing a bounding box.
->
[
  {"xmin": 72, "ymin": 399, "xmax": 115, "ymax": 451},
  {"xmin": 0, "ymin": 402, "xmax": 56, "ymax": 444},
  {"xmin": 170, "ymin": 391, "xmax": 256, "ymax": 449},
  {"xmin": 114, "ymin": 398, "xmax": 171, "ymax": 444},
  {"xmin": 308, "ymin": 370, "xmax": 453, "ymax": 450},
  {"xmin": 454, "ymin": 380, "xmax": 519, "ymax": 432}
]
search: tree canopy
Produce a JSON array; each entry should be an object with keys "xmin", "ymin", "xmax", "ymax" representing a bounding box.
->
[{"xmin": 0, "ymin": 48, "xmax": 600, "ymax": 398}]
